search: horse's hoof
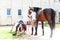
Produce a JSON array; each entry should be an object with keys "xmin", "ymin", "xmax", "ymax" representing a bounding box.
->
[
  {"xmin": 50, "ymin": 35, "xmax": 52, "ymax": 38},
  {"xmin": 34, "ymin": 33, "xmax": 37, "ymax": 35},
  {"xmin": 31, "ymin": 33, "xmax": 33, "ymax": 35},
  {"xmin": 42, "ymin": 34, "xmax": 44, "ymax": 36}
]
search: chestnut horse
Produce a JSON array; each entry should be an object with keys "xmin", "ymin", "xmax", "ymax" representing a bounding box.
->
[{"xmin": 28, "ymin": 7, "xmax": 55, "ymax": 37}]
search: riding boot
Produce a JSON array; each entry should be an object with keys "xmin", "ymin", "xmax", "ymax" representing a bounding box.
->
[
  {"xmin": 13, "ymin": 24, "xmax": 20, "ymax": 36},
  {"xmin": 31, "ymin": 27, "xmax": 33, "ymax": 35},
  {"xmin": 34, "ymin": 27, "xmax": 37, "ymax": 35},
  {"xmin": 13, "ymin": 31, "xmax": 17, "ymax": 36}
]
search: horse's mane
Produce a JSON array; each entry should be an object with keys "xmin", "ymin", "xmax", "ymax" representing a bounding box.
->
[{"xmin": 33, "ymin": 7, "xmax": 42, "ymax": 13}]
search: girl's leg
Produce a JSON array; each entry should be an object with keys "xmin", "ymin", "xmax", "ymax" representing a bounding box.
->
[{"xmin": 31, "ymin": 20, "xmax": 36, "ymax": 35}]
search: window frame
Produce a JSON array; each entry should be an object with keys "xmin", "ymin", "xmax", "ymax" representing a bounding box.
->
[
  {"xmin": 18, "ymin": 9, "xmax": 22, "ymax": 16},
  {"xmin": 7, "ymin": 8, "xmax": 11, "ymax": 16}
]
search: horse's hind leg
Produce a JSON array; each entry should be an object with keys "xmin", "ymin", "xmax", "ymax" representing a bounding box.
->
[
  {"xmin": 41, "ymin": 22, "xmax": 44, "ymax": 36},
  {"xmin": 48, "ymin": 21, "xmax": 53, "ymax": 37}
]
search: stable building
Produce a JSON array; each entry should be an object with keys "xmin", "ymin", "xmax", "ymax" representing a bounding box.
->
[{"xmin": 0, "ymin": 0, "xmax": 60, "ymax": 25}]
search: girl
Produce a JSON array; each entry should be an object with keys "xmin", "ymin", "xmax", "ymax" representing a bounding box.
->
[{"xmin": 28, "ymin": 7, "xmax": 36, "ymax": 35}]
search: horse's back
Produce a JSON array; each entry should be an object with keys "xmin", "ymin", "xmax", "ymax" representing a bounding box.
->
[
  {"xmin": 37, "ymin": 8, "xmax": 55, "ymax": 21},
  {"xmin": 37, "ymin": 9, "xmax": 47, "ymax": 21},
  {"xmin": 34, "ymin": 7, "xmax": 42, "ymax": 13}
]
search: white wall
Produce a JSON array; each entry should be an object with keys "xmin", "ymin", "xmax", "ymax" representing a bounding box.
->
[
  {"xmin": 0, "ymin": 0, "xmax": 60, "ymax": 25},
  {"xmin": 0, "ymin": 0, "xmax": 11, "ymax": 25},
  {"xmin": 11, "ymin": 0, "xmax": 23, "ymax": 24},
  {"xmin": 0, "ymin": 0, "xmax": 23, "ymax": 25}
]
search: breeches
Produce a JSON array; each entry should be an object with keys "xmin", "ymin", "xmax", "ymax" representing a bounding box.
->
[{"xmin": 31, "ymin": 20, "xmax": 36, "ymax": 27}]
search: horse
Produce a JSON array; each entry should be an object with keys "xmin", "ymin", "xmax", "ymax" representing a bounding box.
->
[{"xmin": 28, "ymin": 7, "xmax": 56, "ymax": 37}]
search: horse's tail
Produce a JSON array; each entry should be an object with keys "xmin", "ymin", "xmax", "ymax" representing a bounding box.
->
[{"xmin": 51, "ymin": 9, "xmax": 56, "ymax": 29}]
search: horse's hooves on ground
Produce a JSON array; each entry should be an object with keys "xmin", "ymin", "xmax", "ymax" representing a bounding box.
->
[
  {"xmin": 42, "ymin": 34, "xmax": 44, "ymax": 36},
  {"xmin": 34, "ymin": 33, "xmax": 37, "ymax": 35},
  {"xmin": 31, "ymin": 33, "xmax": 33, "ymax": 35},
  {"xmin": 50, "ymin": 35, "xmax": 52, "ymax": 38}
]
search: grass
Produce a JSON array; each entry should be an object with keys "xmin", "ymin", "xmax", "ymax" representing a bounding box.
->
[
  {"xmin": 44, "ymin": 23, "xmax": 60, "ymax": 28},
  {"xmin": 0, "ymin": 28, "xmax": 23, "ymax": 40},
  {"xmin": 55, "ymin": 24, "xmax": 60, "ymax": 28},
  {"xmin": 0, "ymin": 29, "xmax": 13, "ymax": 39}
]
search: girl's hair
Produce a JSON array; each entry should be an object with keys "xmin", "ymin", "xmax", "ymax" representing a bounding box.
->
[{"xmin": 29, "ymin": 7, "xmax": 34, "ymax": 11}]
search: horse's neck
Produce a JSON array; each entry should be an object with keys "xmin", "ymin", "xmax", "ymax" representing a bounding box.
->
[{"xmin": 38, "ymin": 9, "xmax": 43, "ymax": 14}]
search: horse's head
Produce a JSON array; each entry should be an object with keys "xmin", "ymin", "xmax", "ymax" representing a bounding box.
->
[{"xmin": 28, "ymin": 7, "xmax": 34, "ymax": 18}]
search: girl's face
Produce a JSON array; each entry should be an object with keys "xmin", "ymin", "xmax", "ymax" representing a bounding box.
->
[{"xmin": 30, "ymin": 10, "xmax": 33, "ymax": 13}]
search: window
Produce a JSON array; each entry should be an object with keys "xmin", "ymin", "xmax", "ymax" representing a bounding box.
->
[
  {"xmin": 18, "ymin": 9, "xmax": 21, "ymax": 15},
  {"xmin": 7, "ymin": 9, "xmax": 11, "ymax": 15}
]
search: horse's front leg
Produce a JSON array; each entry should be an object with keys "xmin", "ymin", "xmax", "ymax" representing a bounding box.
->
[
  {"xmin": 31, "ymin": 27, "xmax": 33, "ymax": 35},
  {"xmin": 41, "ymin": 22, "xmax": 44, "ymax": 36},
  {"xmin": 34, "ymin": 21, "xmax": 38, "ymax": 35}
]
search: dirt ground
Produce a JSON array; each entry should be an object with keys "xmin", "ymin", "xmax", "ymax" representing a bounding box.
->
[{"xmin": 0, "ymin": 25, "xmax": 60, "ymax": 40}]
